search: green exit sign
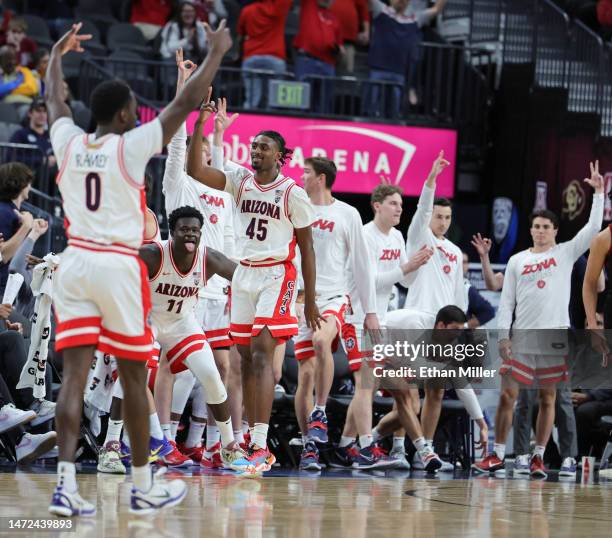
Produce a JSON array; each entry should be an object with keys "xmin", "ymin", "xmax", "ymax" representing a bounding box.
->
[{"xmin": 268, "ymin": 80, "xmax": 310, "ymax": 110}]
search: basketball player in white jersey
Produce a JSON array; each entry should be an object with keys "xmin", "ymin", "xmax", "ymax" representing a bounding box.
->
[
  {"xmin": 46, "ymin": 22, "xmax": 232, "ymax": 516},
  {"xmin": 474, "ymin": 162, "xmax": 604, "ymax": 478},
  {"xmin": 139, "ymin": 206, "xmax": 248, "ymax": 470},
  {"xmin": 337, "ymin": 184, "xmax": 444, "ymax": 472},
  {"xmin": 187, "ymin": 118, "xmax": 320, "ymax": 474},
  {"xmin": 293, "ymin": 157, "xmax": 379, "ymax": 470},
  {"xmin": 154, "ymin": 52, "xmax": 236, "ymax": 466}
]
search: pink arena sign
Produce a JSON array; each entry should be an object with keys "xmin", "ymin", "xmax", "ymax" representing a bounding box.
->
[{"xmin": 186, "ymin": 113, "xmax": 457, "ymax": 197}]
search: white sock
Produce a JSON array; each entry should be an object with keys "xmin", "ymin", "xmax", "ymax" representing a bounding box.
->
[
  {"xmin": 425, "ymin": 439, "xmax": 434, "ymax": 449},
  {"xmin": 359, "ymin": 434, "xmax": 373, "ymax": 448},
  {"xmin": 413, "ymin": 437, "xmax": 426, "ymax": 451},
  {"xmin": 216, "ymin": 417, "xmax": 234, "ymax": 448},
  {"xmin": 302, "ymin": 435, "xmax": 309, "ymax": 444},
  {"xmin": 161, "ymin": 423, "xmax": 171, "ymax": 439},
  {"xmin": 132, "ymin": 463, "xmax": 152, "ymax": 492},
  {"xmin": 123, "ymin": 429, "xmax": 130, "ymax": 449},
  {"xmin": 534, "ymin": 445, "xmax": 545, "ymax": 458},
  {"xmin": 170, "ymin": 420, "xmax": 180, "ymax": 441},
  {"xmin": 393, "ymin": 436, "xmax": 405, "ymax": 451},
  {"xmin": 372, "ymin": 427, "xmax": 382, "ymax": 443},
  {"xmin": 234, "ymin": 430, "xmax": 244, "ymax": 444},
  {"xmin": 312, "ymin": 405, "xmax": 326, "ymax": 414},
  {"xmin": 149, "ymin": 413, "xmax": 163, "ymax": 440},
  {"xmin": 494, "ymin": 443, "xmax": 506, "ymax": 460},
  {"xmin": 206, "ymin": 425, "xmax": 220, "ymax": 450},
  {"xmin": 105, "ymin": 419, "xmax": 123, "ymax": 445},
  {"xmin": 252, "ymin": 423, "xmax": 268, "ymax": 449},
  {"xmin": 57, "ymin": 461, "xmax": 77, "ymax": 493},
  {"xmin": 339, "ymin": 436, "xmax": 354, "ymax": 448},
  {"xmin": 185, "ymin": 420, "xmax": 206, "ymax": 448}
]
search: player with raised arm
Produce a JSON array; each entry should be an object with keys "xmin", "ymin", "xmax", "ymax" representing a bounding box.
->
[
  {"xmin": 46, "ymin": 22, "xmax": 232, "ymax": 516},
  {"xmin": 293, "ymin": 157, "xmax": 380, "ymax": 470},
  {"xmin": 471, "ymin": 233, "xmax": 504, "ymax": 291},
  {"xmin": 473, "ymin": 161, "xmax": 604, "ymax": 478},
  {"xmin": 186, "ymin": 107, "xmax": 321, "ymax": 474}
]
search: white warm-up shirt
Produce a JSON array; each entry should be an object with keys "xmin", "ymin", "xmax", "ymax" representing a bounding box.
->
[
  {"xmin": 163, "ymin": 123, "xmax": 234, "ymax": 299},
  {"xmin": 404, "ymin": 184, "xmax": 466, "ymax": 315},
  {"xmin": 497, "ymin": 193, "xmax": 604, "ymax": 337}
]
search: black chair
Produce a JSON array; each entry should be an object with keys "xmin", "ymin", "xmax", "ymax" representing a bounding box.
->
[
  {"xmin": 105, "ymin": 23, "xmax": 152, "ymax": 57},
  {"xmin": 22, "ymin": 14, "xmax": 53, "ymax": 47},
  {"xmin": 106, "ymin": 49, "xmax": 156, "ymax": 99},
  {"xmin": 0, "ymin": 122, "xmax": 21, "ymax": 143},
  {"xmin": 0, "ymin": 102, "xmax": 21, "ymax": 124},
  {"xmin": 58, "ymin": 19, "xmax": 102, "ymax": 44},
  {"xmin": 75, "ymin": 0, "xmax": 118, "ymax": 37}
]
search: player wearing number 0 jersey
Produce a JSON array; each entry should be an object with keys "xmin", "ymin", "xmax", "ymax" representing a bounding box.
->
[
  {"xmin": 187, "ymin": 124, "xmax": 320, "ymax": 474},
  {"xmin": 474, "ymin": 161, "xmax": 604, "ymax": 478},
  {"xmin": 139, "ymin": 206, "xmax": 247, "ymax": 471},
  {"xmin": 46, "ymin": 21, "xmax": 232, "ymax": 517}
]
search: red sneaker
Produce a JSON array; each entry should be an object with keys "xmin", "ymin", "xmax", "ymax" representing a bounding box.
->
[
  {"xmin": 178, "ymin": 443, "xmax": 204, "ymax": 464},
  {"xmin": 472, "ymin": 453, "xmax": 505, "ymax": 474},
  {"xmin": 161, "ymin": 440, "xmax": 193, "ymax": 468},
  {"xmin": 530, "ymin": 455, "xmax": 547, "ymax": 479},
  {"xmin": 201, "ymin": 442, "xmax": 223, "ymax": 469}
]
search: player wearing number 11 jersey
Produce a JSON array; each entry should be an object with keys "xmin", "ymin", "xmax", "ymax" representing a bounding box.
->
[{"xmin": 187, "ymin": 124, "xmax": 320, "ymax": 473}]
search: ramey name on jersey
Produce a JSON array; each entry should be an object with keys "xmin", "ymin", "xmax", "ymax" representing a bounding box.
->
[
  {"xmin": 149, "ymin": 240, "xmax": 206, "ymax": 326},
  {"xmin": 221, "ymin": 161, "xmax": 314, "ymax": 264},
  {"xmin": 50, "ymin": 117, "xmax": 163, "ymax": 250}
]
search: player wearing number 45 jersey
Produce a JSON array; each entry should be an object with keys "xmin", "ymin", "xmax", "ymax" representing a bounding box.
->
[
  {"xmin": 473, "ymin": 161, "xmax": 604, "ymax": 479},
  {"xmin": 187, "ymin": 121, "xmax": 321, "ymax": 474},
  {"xmin": 46, "ymin": 21, "xmax": 232, "ymax": 516},
  {"xmin": 139, "ymin": 206, "xmax": 247, "ymax": 471}
]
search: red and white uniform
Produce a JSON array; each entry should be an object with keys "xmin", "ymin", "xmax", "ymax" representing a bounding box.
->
[
  {"xmin": 294, "ymin": 200, "xmax": 376, "ymax": 361},
  {"xmin": 148, "ymin": 239, "xmax": 227, "ymax": 404},
  {"xmin": 343, "ymin": 221, "xmax": 414, "ymax": 371},
  {"xmin": 164, "ymin": 123, "xmax": 234, "ymax": 348},
  {"xmin": 385, "ymin": 184, "xmax": 466, "ymax": 331},
  {"xmin": 50, "ymin": 117, "xmax": 162, "ymax": 360},
  {"xmin": 498, "ymin": 193, "xmax": 604, "ymax": 385},
  {"xmin": 212, "ymin": 147, "xmax": 314, "ymax": 345}
]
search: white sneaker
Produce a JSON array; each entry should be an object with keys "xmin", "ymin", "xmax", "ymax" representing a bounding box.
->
[
  {"xmin": 559, "ymin": 457, "xmax": 577, "ymax": 477},
  {"xmin": 0, "ymin": 403, "xmax": 36, "ymax": 433},
  {"xmin": 439, "ymin": 459, "xmax": 455, "ymax": 472},
  {"xmin": 16, "ymin": 432, "xmax": 57, "ymax": 464},
  {"xmin": 49, "ymin": 487, "xmax": 96, "ymax": 517},
  {"xmin": 513, "ymin": 454, "xmax": 531, "ymax": 475},
  {"xmin": 97, "ymin": 441, "xmax": 126, "ymax": 474},
  {"xmin": 389, "ymin": 447, "xmax": 411, "ymax": 470},
  {"xmin": 130, "ymin": 468, "xmax": 187, "ymax": 514},
  {"xmin": 30, "ymin": 400, "xmax": 56, "ymax": 427},
  {"xmin": 411, "ymin": 451, "xmax": 425, "ymax": 470},
  {"xmin": 40, "ymin": 445, "xmax": 58, "ymax": 459}
]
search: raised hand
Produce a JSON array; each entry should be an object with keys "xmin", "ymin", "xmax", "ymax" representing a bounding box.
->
[
  {"xmin": 214, "ymin": 97, "xmax": 239, "ymax": 134},
  {"xmin": 195, "ymin": 86, "xmax": 216, "ymax": 125},
  {"xmin": 204, "ymin": 19, "xmax": 233, "ymax": 55},
  {"xmin": 176, "ymin": 48, "xmax": 198, "ymax": 81},
  {"xmin": 402, "ymin": 245, "xmax": 434, "ymax": 274},
  {"xmin": 29, "ymin": 218, "xmax": 49, "ymax": 240},
  {"xmin": 584, "ymin": 160, "xmax": 604, "ymax": 193},
  {"xmin": 53, "ymin": 22, "xmax": 92, "ymax": 56},
  {"xmin": 471, "ymin": 233, "xmax": 492, "ymax": 257},
  {"xmin": 429, "ymin": 150, "xmax": 450, "ymax": 178}
]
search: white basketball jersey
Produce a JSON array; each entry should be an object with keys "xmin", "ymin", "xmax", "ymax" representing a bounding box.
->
[
  {"xmin": 149, "ymin": 240, "xmax": 207, "ymax": 327},
  {"xmin": 223, "ymin": 163, "xmax": 314, "ymax": 265},
  {"xmin": 51, "ymin": 118, "xmax": 163, "ymax": 250}
]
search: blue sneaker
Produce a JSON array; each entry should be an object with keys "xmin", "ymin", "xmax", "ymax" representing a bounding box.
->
[
  {"xmin": 120, "ymin": 440, "xmax": 131, "ymax": 466},
  {"xmin": 300, "ymin": 441, "xmax": 321, "ymax": 470},
  {"xmin": 49, "ymin": 486, "xmax": 96, "ymax": 517},
  {"xmin": 513, "ymin": 454, "xmax": 530, "ymax": 475},
  {"xmin": 559, "ymin": 457, "xmax": 577, "ymax": 478},
  {"xmin": 307, "ymin": 409, "xmax": 328, "ymax": 443},
  {"xmin": 150, "ymin": 436, "xmax": 173, "ymax": 461},
  {"xmin": 130, "ymin": 468, "xmax": 187, "ymax": 514},
  {"xmin": 353, "ymin": 445, "xmax": 399, "ymax": 470},
  {"xmin": 329, "ymin": 442, "xmax": 359, "ymax": 468}
]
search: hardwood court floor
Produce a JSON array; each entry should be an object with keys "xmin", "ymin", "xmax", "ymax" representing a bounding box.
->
[{"xmin": 0, "ymin": 466, "xmax": 611, "ymax": 538}]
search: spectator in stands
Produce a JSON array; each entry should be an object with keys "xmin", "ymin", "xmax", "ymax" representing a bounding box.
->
[
  {"xmin": 0, "ymin": 46, "xmax": 38, "ymax": 104},
  {"xmin": 9, "ymin": 97, "xmax": 56, "ymax": 172},
  {"xmin": 131, "ymin": 0, "xmax": 173, "ymax": 41},
  {"xmin": 330, "ymin": 0, "xmax": 370, "ymax": 74},
  {"xmin": 31, "ymin": 48, "xmax": 49, "ymax": 96},
  {"xmin": 0, "ymin": 17, "xmax": 37, "ymax": 68},
  {"xmin": 573, "ymin": 389, "xmax": 612, "ymax": 457},
  {"xmin": 192, "ymin": 0, "xmax": 230, "ymax": 27},
  {"xmin": 367, "ymin": 0, "xmax": 445, "ymax": 117},
  {"xmin": 462, "ymin": 252, "xmax": 495, "ymax": 328},
  {"xmin": 598, "ymin": 0, "xmax": 612, "ymax": 34},
  {"xmin": 160, "ymin": 0, "xmax": 209, "ymax": 63},
  {"xmin": 237, "ymin": 0, "xmax": 292, "ymax": 109},
  {"xmin": 293, "ymin": 0, "xmax": 344, "ymax": 113},
  {"xmin": 0, "ymin": 162, "xmax": 34, "ymax": 296}
]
